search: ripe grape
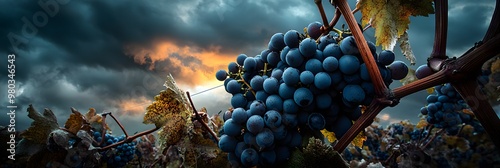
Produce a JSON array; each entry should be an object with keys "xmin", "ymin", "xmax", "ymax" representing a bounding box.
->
[
  {"xmin": 308, "ymin": 113, "xmax": 326, "ymax": 130},
  {"xmin": 378, "ymin": 50, "xmax": 395, "ymax": 65},
  {"xmin": 322, "ymin": 56, "xmax": 339, "ymax": 72},
  {"xmin": 294, "ymin": 87, "xmax": 313, "ymax": 107},
  {"xmin": 263, "ymin": 77, "xmax": 280, "ymax": 94},
  {"xmin": 388, "ymin": 61, "xmax": 409, "ymax": 80},
  {"xmin": 415, "ymin": 64, "xmax": 434, "ymax": 79},
  {"xmin": 283, "ymin": 67, "xmax": 300, "ymax": 86},
  {"xmin": 241, "ymin": 148, "xmax": 259, "ymax": 167},
  {"xmin": 286, "ymin": 48, "xmax": 304, "ymax": 68},
  {"xmin": 299, "ymin": 38, "xmax": 318, "ymax": 58},
  {"xmin": 339, "ymin": 55, "xmax": 360, "ymax": 74},
  {"xmin": 307, "ymin": 21, "xmax": 323, "ymax": 40},
  {"xmin": 284, "ymin": 30, "xmax": 301, "ymax": 48},
  {"xmin": 305, "ymin": 58, "xmax": 323, "ymax": 74},
  {"xmin": 256, "ymin": 128, "xmax": 274, "ymax": 149},
  {"xmin": 232, "ymin": 108, "xmax": 248, "ymax": 124},
  {"xmin": 247, "ymin": 115, "xmax": 265, "ymax": 134},
  {"xmin": 268, "ymin": 33, "xmax": 286, "ymax": 52},
  {"xmin": 300, "ymin": 71, "xmax": 315, "ymax": 85},
  {"xmin": 223, "ymin": 119, "xmax": 242, "ymax": 136}
]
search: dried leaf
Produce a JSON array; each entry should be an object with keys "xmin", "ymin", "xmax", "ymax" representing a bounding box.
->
[
  {"xmin": 321, "ymin": 129, "xmax": 337, "ymax": 143},
  {"xmin": 399, "ymin": 68, "xmax": 417, "ymax": 86},
  {"xmin": 85, "ymin": 108, "xmax": 110, "ymax": 133},
  {"xmin": 357, "ymin": 0, "xmax": 433, "ymax": 62},
  {"xmin": 64, "ymin": 109, "xmax": 85, "ymax": 134},
  {"xmin": 426, "ymin": 87, "xmax": 435, "ymax": 94},
  {"xmin": 21, "ymin": 105, "xmax": 59, "ymax": 144},
  {"xmin": 351, "ymin": 131, "xmax": 367, "ymax": 148},
  {"xmin": 398, "ymin": 32, "xmax": 416, "ymax": 65}
]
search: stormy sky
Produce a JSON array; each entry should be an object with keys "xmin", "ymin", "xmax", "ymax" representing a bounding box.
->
[{"xmin": 0, "ymin": 0, "xmax": 498, "ymax": 134}]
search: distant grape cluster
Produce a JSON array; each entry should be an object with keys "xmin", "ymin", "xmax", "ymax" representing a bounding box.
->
[
  {"xmin": 419, "ymin": 83, "xmax": 484, "ymax": 135},
  {"xmin": 215, "ymin": 21, "xmax": 409, "ymax": 167},
  {"xmin": 93, "ymin": 131, "xmax": 137, "ymax": 167}
]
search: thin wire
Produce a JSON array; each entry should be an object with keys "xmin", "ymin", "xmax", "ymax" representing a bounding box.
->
[{"xmin": 191, "ymin": 84, "xmax": 224, "ymax": 97}]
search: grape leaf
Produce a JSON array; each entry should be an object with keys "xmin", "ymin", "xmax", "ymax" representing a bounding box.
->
[
  {"xmin": 84, "ymin": 108, "xmax": 110, "ymax": 133},
  {"xmin": 399, "ymin": 68, "xmax": 417, "ymax": 86},
  {"xmin": 64, "ymin": 109, "xmax": 85, "ymax": 134},
  {"xmin": 21, "ymin": 104, "xmax": 59, "ymax": 144},
  {"xmin": 320, "ymin": 129, "xmax": 337, "ymax": 143},
  {"xmin": 351, "ymin": 131, "xmax": 366, "ymax": 148},
  {"xmin": 398, "ymin": 32, "xmax": 416, "ymax": 65},
  {"xmin": 357, "ymin": 0, "xmax": 433, "ymax": 62}
]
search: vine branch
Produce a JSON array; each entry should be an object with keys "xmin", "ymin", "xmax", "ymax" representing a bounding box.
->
[
  {"xmin": 428, "ymin": 0, "xmax": 449, "ymax": 71},
  {"xmin": 187, "ymin": 91, "xmax": 220, "ymax": 143}
]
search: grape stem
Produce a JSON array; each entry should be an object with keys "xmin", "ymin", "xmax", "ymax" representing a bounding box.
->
[
  {"xmin": 315, "ymin": 0, "xmax": 330, "ymax": 27},
  {"xmin": 99, "ymin": 126, "xmax": 160, "ymax": 151},
  {"xmin": 102, "ymin": 112, "xmax": 129, "ymax": 138},
  {"xmin": 187, "ymin": 91, "xmax": 220, "ymax": 143}
]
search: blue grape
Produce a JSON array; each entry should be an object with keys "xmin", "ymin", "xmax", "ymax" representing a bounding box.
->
[
  {"xmin": 282, "ymin": 113, "xmax": 298, "ymax": 128},
  {"xmin": 427, "ymin": 94, "xmax": 438, "ymax": 103},
  {"xmin": 271, "ymin": 69, "xmax": 283, "ymax": 80},
  {"xmin": 388, "ymin": 61, "xmax": 409, "ymax": 80},
  {"xmin": 339, "ymin": 55, "xmax": 360, "ymax": 75},
  {"xmin": 294, "ymin": 87, "xmax": 314, "ymax": 107},
  {"xmin": 263, "ymin": 77, "xmax": 279, "ymax": 94},
  {"xmin": 330, "ymin": 115, "xmax": 353, "ymax": 138},
  {"xmin": 256, "ymin": 128, "xmax": 274, "ymax": 148},
  {"xmin": 299, "ymin": 38, "xmax": 317, "ymax": 58},
  {"xmin": 322, "ymin": 56, "xmax": 339, "ymax": 72},
  {"xmin": 283, "ymin": 99, "xmax": 299, "ymax": 114},
  {"xmin": 280, "ymin": 46, "xmax": 290, "ymax": 62},
  {"xmin": 344, "ymin": 73, "xmax": 362, "ymax": 84},
  {"xmin": 216, "ymin": 69, "xmax": 228, "ymax": 81},
  {"xmin": 330, "ymin": 71, "xmax": 343, "ymax": 85},
  {"xmin": 315, "ymin": 93, "xmax": 332, "ymax": 110},
  {"xmin": 259, "ymin": 150, "xmax": 277, "ymax": 165},
  {"xmin": 323, "ymin": 43, "xmax": 343, "ymax": 59},
  {"xmin": 278, "ymin": 83, "xmax": 296, "ymax": 99},
  {"xmin": 223, "ymin": 119, "xmax": 242, "ymax": 136},
  {"xmin": 260, "ymin": 49, "xmax": 271, "ymax": 63},
  {"xmin": 226, "ymin": 80, "xmax": 241, "ymax": 94},
  {"xmin": 416, "ymin": 64, "xmax": 433, "ymax": 79},
  {"xmin": 283, "ymin": 67, "xmax": 300, "ymax": 86},
  {"xmin": 231, "ymin": 93, "xmax": 247, "ymax": 108},
  {"xmin": 237, "ymin": 54, "xmax": 247, "ymax": 65},
  {"xmin": 266, "ymin": 94, "xmax": 283, "ymax": 111},
  {"xmin": 318, "ymin": 34, "xmax": 336, "ymax": 51},
  {"xmin": 313, "ymin": 49, "xmax": 325, "ymax": 61},
  {"xmin": 339, "ymin": 36, "xmax": 360, "ymax": 55},
  {"xmin": 264, "ymin": 110, "xmax": 282, "ymax": 128},
  {"xmin": 249, "ymin": 100, "xmax": 267, "ymax": 116},
  {"xmin": 305, "ymin": 59, "xmax": 323, "ymax": 74},
  {"xmin": 232, "ymin": 108, "xmax": 248, "ymax": 124},
  {"xmin": 284, "ymin": 30, "xmax": 300, "ymax": 48},
  {"xmin": 235, "ymin": 142, "xmax": 247, "ymax": 159},
  {"xmin": 244, "ymin": 57, "xmax": 257, "ymax": 71},
  {"xmin": 243, "ymin": 131, "xmax": 257, "ymax": 146},
  {"xmin": 314, "ymin": 72, "xmax": 332, "ymax": 90},
  {"xmin": 308, "ymin": 113, "xmax": 326, "ymax": 130},
  {"xmin": 267, "ymin": 51, "xmax": 281, "ymax": 66},
  {"xmin": 286, "ymin": 48, "xmax": 304, "ymax": 68},
  {"xmin": 219, "ymin": 134, "xmax": 238, "ymax": 152},
  {"xmin": 255, "ymin": 91, "xmax": 269, "ymax": 102},
  {"xmin": 377, "ymin": 50, "xmax": 395, "ymax": 65},
  {"xmin": 343, "ymin": 85, "xmax": 365, "ymax": 104},
  {"xmin": 271, "ymin": 124, "xmax": 287, "ymax": 140},
  {"xmin": 300, "ymin": 71, "xmax": 315, "ymax": 85},
  {"xmin": 307, "ymin": 21, "xmax": 323, "ymax": 40},
  {"xmin": 268, "ymin": 33, "xmax": 286, "ymax": 52},
  {"xmin": 247, "ymin": 115, "xmax": 265, "ymax": 134},
  {"xmin": 289, "ymin": 130, "xmax": 302, "ymax": 147},
  {"xmin": 250, "ymin": 76, "xmax": 264, "ymax": 91},
  {"xmin": 241, "ymin": 148, "xmax": 259, "ymax": 167}
]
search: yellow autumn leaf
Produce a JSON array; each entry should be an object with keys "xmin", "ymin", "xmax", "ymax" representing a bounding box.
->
[
  {"xmin": 64, "ymin": 109, "xmax": 85, "ymax": 134},
  {"xmin": 321, "ymin": 129, "xmax": 337, "ymax": 143},
  {"xmin": 351, "ymin": 131, "xmax": 367, "ymax": 148},
  {"xmin": 426, "ymin": 87, "xmax": 435, "ymax": 94},
  {"xmin": 357, "ymin": 0, "xmax": 433, "ymax": 62}
]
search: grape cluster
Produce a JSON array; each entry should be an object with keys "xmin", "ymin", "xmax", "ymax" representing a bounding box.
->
[
  {"xmin": 419, "ymin": 83, "xmax": 484, "ymax": 134},
  {"xmin": 93, "ymin": 131, "xmax": 137, "ymax": 167},
  {"xmin": 216, "ymin": 21, "xmax": 408, "ymax": 167}
]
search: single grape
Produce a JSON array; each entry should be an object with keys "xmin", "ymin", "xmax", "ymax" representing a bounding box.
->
[
  {"xmin": 284, "ymin": 30, "xmax": 300, "ymax": 48},
  {"xmin": 388, "ymin": 61, "xmax": 409, "ymax": 80},
  {"xmin": 243, "ymin": 131, "xmax": 257, "ymax": 146},
  {"xmin": 247, "ymin": 115, "xmax": 265, "ymax": 134},
  {"xmin": 378, "ymin": 50, "xmax": 395, "ymax": 65},
  {"xmin": 339, "ymin": 36, "xmax": 360, "ymax": 55},
  {"xmin": 226, "ymin": 80, "xmax": 241, "ymax": 94},
  {"xmin": 300, "ymin": 71, "xmax": 315, "ymax": 85},
  {"xmin": 308, "ymin": 113, "xmax": 326, "ymax": 130},
  {"xmin": 283, "ymin": 67, "xmax": 300, "ymax": 86},
  {"xmin": 323, "ymin": 43, "xmax": 343, "ymax": 59},
  {"xmin": 237, "ymin": 54, "xmax": 247, "ymax": 66},
  {"xmin": 219, "ymin": 134, "xmax": 238, "ymax": 152},
  {"xmin": 264, "ymin": 110, "xmax": 282, "ymax": 128},
  {"xmin": 235, "ymin": 142, "xmax": 247, "ymax": 159},
  {"xmin": 241, "ymin": 148, "xmax": 259, "ymax": 167},
  {"xmin": 249, "ymin": 100, "xmax": 267, "ymax": 116},
  {"xmin": 415, "ymin": 64, "xmax": 434, "ymax": 79},
  {"xmin": 314, "ymin": 72, "xmax": 332, "ymax": 90},
  {"xmin": 323, "ymin": 56, "xmax": 339, "ymax": 72},
  {"xmin": 283, "ymin": 99, "xmax": 299, "ymax": 114},
  {"xmin": 260, "ymin": 49, "xmax": 271, "ymax": 63},
  {"xmin": 231, "ymin": 93, "xmax": 247, "ymax": 108},
  {"xmin": 278, "ymin": 83, "xmax": 296, "ymax": 99},
  {"xmin": 256, "ymin": 128, "xmax": 274, "ymax": 149},
  {"xmin": 339, "ymin": 55, "xmax": 360, "ymax": 75},
  {"xmin": 267, "ymin": 51, "xmax": 281, "ymax": 66},
  {"xmin": 299, "ymin": 38, "xmax": 317, "ymax": 58},
  {"xmin": 343, "ymin": 85, "xmax": 365, "ymax": 104},
  {"xmin": 282, "ymin": 113, "xmax": 298, "ymax": 128},
  {"xmin": 223, "ymin": 119, "xmax": 242, "ymax": 136},
  {"xmin": 286, "ymin": 48, "xmax": 304, "ymax": 68},
  {"xmin": 216, "ymin": 69, "xmax": 228, "ymax": 81},
  {"xmin": 318, "ymin": 34, "xmax": 336, "ymax": 51},
  {"xmin": 232, "ymin": 107, "xmax": 248, "ymax": 124},
  {"xmin": 266, "ymin": 94, "xmax": 283, "ymax": 111},
  {"xmin": 271, "ymin": 69, "xmax": 283, "ymax": 80},
  {"xmin": 294, "ymin": 87, "xmax": 314, "ymax": 107},
  {"xmin": 268, "ymin": 33, "xmax": 286, "ymax": 52},
  {"xmin": 307, "ymin": 21, "xmax": 323, "ymax": 40},
  {"xmin": 244, "ymin": 57, "xmax": 257, "ymax": 71},
  {"xmin": 271, "ymin": 124, "xmax": 287, "ymax": 140},
  {"xmin": 263, "ymin": 77, "xmax": 280, "ymax": 94}
]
